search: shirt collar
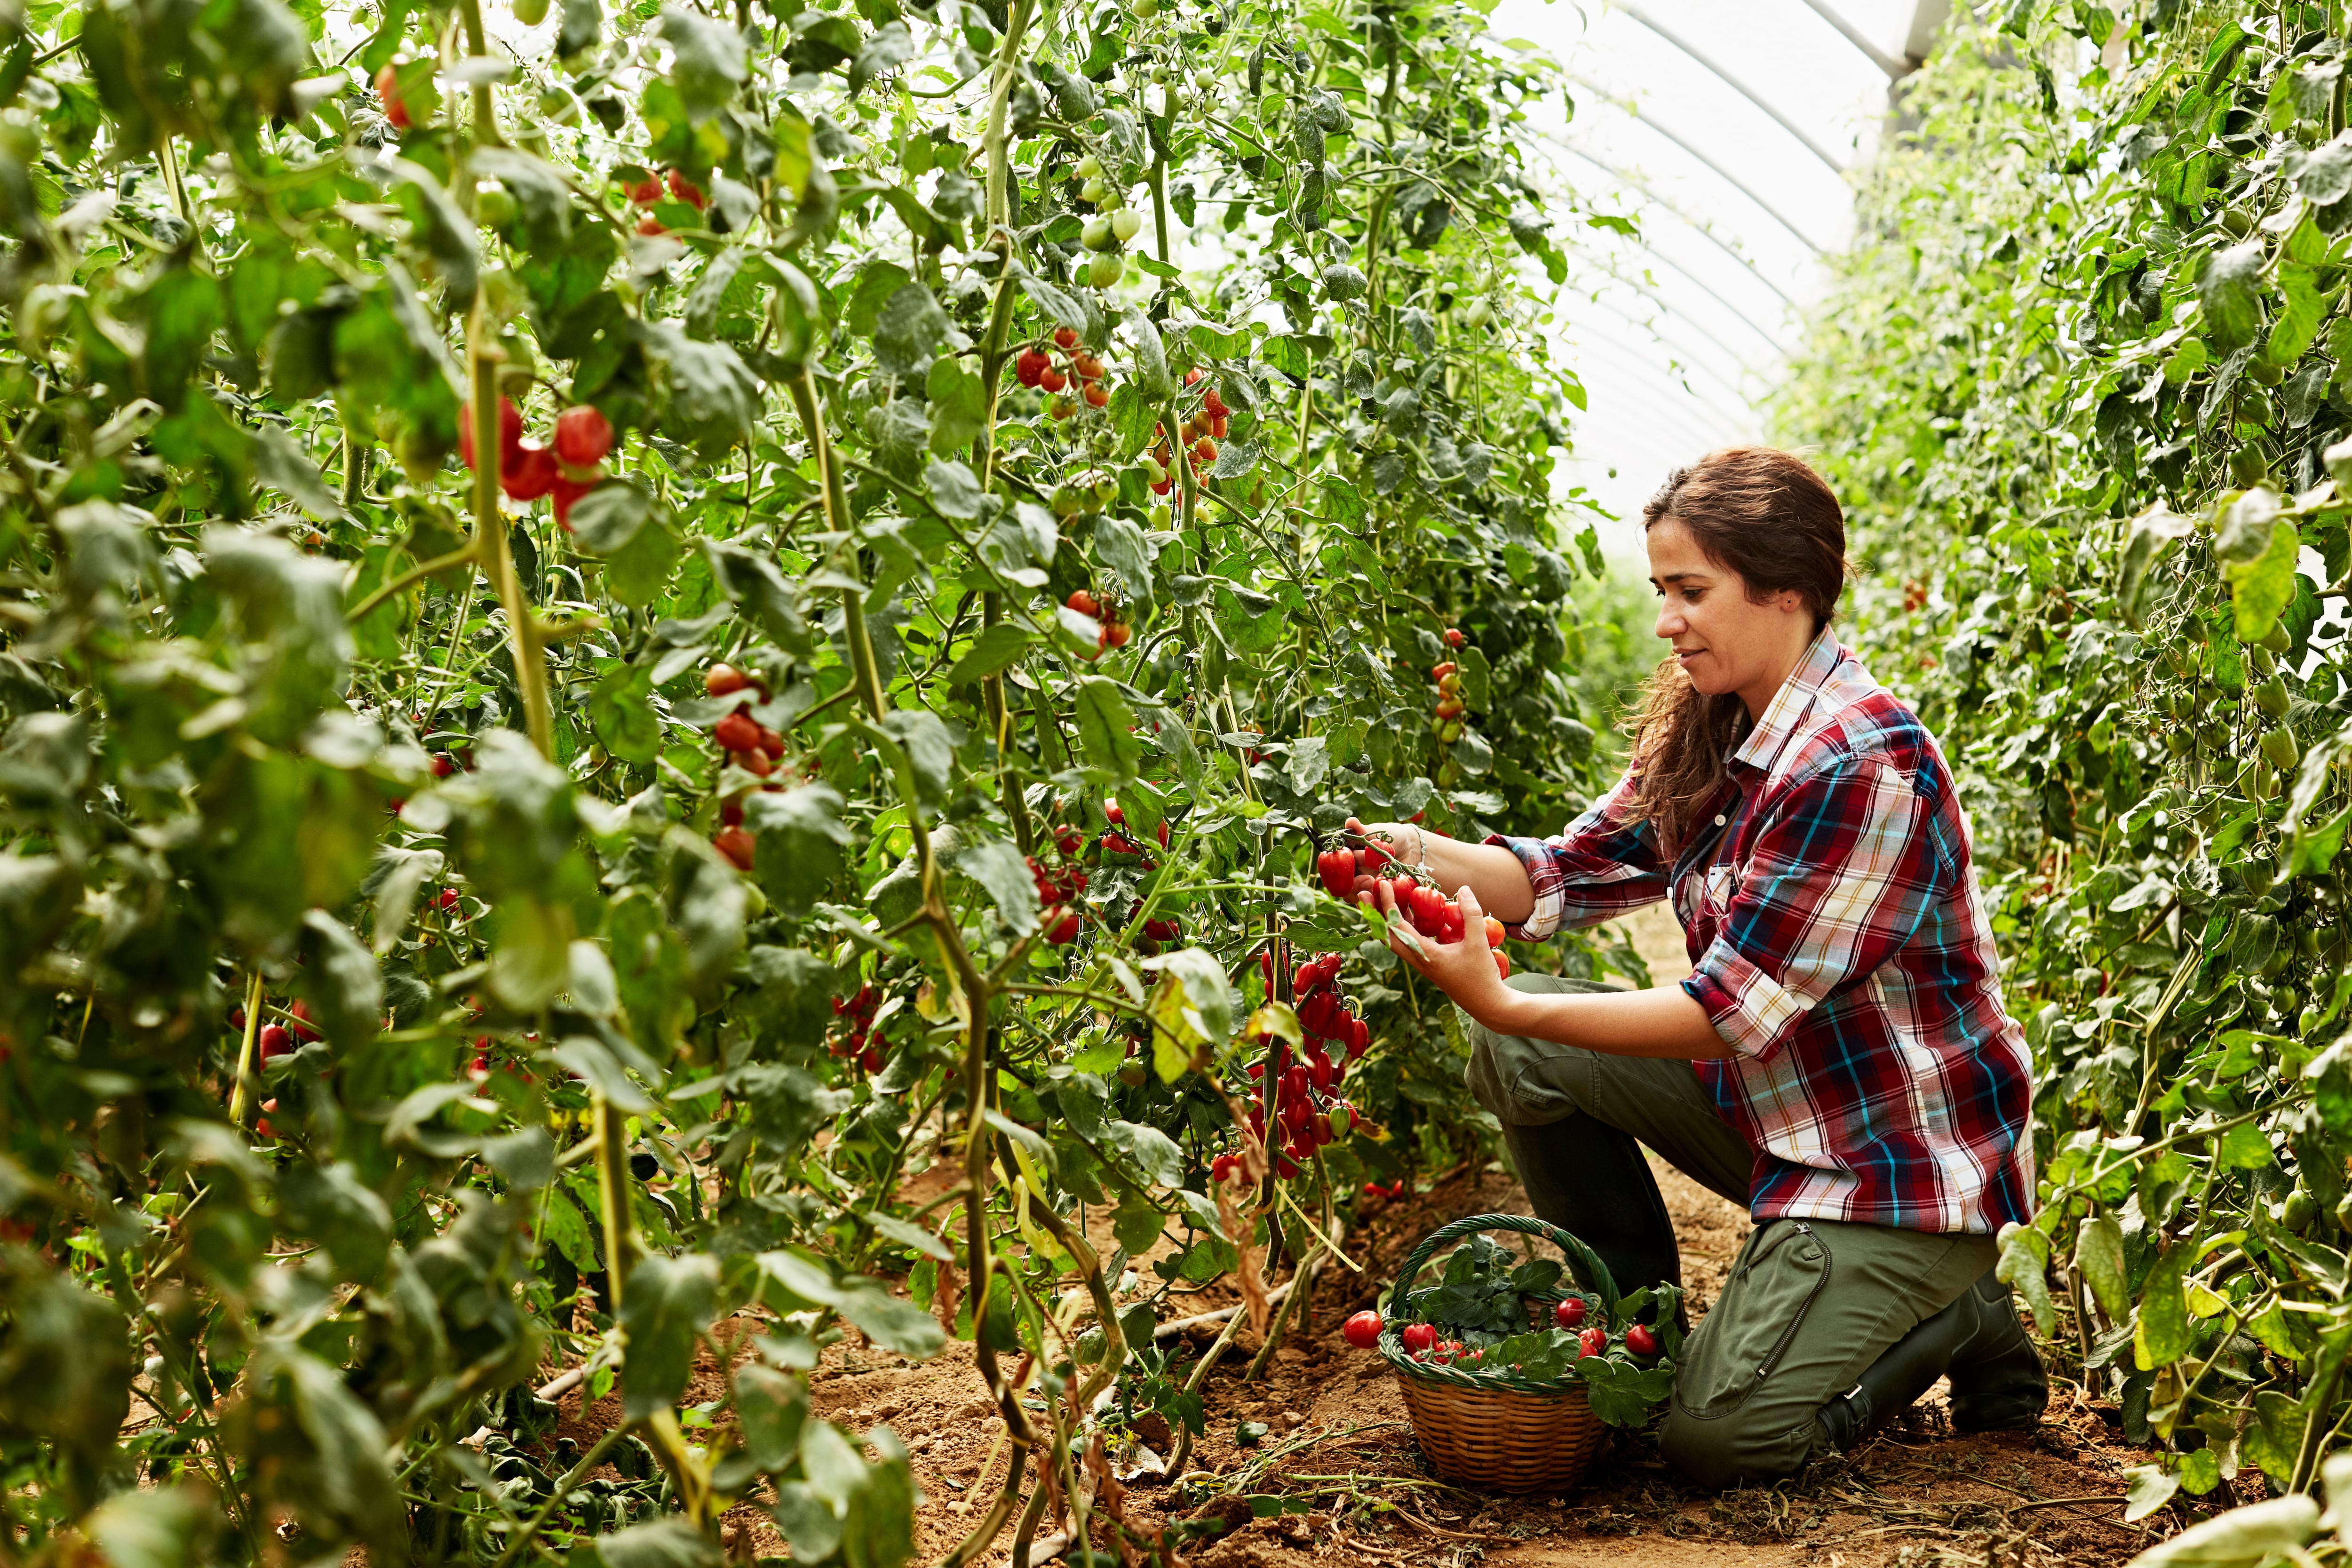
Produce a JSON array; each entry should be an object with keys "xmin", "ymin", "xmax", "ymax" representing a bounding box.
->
[{"xmin": 1728, "ymin": 624, "xmax": 1846, "ymax": 778}]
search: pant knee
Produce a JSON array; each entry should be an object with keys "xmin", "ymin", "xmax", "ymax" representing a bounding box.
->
[
  {"xmin": 1463, "ymin": 975, "xmax": 1581, "ymax": 1124},
  {"xmin": 1658, "ymin": 1406, "xmax": 1820, "ymax": 1490}
]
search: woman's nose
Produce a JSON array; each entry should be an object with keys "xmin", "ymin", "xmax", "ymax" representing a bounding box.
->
[{"xmin": 1654, "ymin": 603, "xmax": 1683, "ymax": 639}]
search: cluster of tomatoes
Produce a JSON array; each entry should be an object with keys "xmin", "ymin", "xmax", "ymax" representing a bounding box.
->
[
  {"xmin": 460, "ymin": 398, "xmax": 612, "ymax": 530},
  {"xmin": 1145, "ymin": 369, "xmax": 1229, "ymax": 494},
  {"xmin": 704, "ymin": 662, "xmax": 786, "ymax": 872},
  {"xmin": 1316, "ymin": 837, "xmax": 1511, "ymax": 979},
  {"xmin": 1360, "ymin": 1177, "xmax": 1410, "ymax": 1201},
  {"xmin": 1065, "ymin": 589, "xmax": 1131, "ymax": 655},
  {"xmin": 828, "ymin": 985, "xmax": 886, "ymax": 1074},
  {"xmin": 1017, "ymin": 326, "xmax": 1110, "ymax": 419},
  {"xmin": 1208, "ymin": 952, "xmax": 1370, "ymax": 1182},
  {"xmin": 229, "ymin": 999, "xmax": 325, "ymax": 1140},
  {"xmin": 1340, "ymin": 1296, "xmax": 1659, "ymax": 1363},
  {"xmin": 1026, "ymin": 834, "xmax": 1088, "ymax": 946},
  {"xmin": 1066, "ymin": 154, "xmax": 1142, "ymax": 288},
  {"xmin": 627, "ymin": 168, "xmax": 707, "ymax": 235},
  {"xmin": 1429, "ymin": 632, "xmax": 1469, "ymax": 742}
]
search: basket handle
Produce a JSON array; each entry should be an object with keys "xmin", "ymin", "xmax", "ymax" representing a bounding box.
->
[{"xmin": 1389, "ymin": 1212, "xmax": 1620, "ymax": 1319}]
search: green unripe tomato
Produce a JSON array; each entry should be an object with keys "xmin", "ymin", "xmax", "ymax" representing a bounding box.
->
[
  {"xmin": 476, "ymin": 186, "xmax": 517, "ymax": 232},
  {"xmin": 1093, "ymin": 474, "xmax": 1118, "ymax": 504},
  {"xmin": 2262, "ymin": 622, "xmax": 2294, "ymax": 655},
  {"xmin": 1132, "ymin": 0, "xmax": 1160, "ymax": 15},
  {"xmin": 1437, "ymin": 718, "xmax": 1464, "ymax": 745},
  {"xmin": 2263, "ymin": 724, "xmax": 2302, "ymax": 772},
  {"xmin": 2257, "ymin": 675, "xmax": 2292, "ymax": 720},
  {"xmin": 1140, "ymin": 454, "xmax": 1167, "ymax": 484},
  {"xmin": 1075, "ymin": 154, "xmax": 1103, "ymax": 181},
  {"xmin": 1118, "ymin": 1062, "xmax": 1149, "ymax": 1087},
  {"xmin": 2286, "ymin": 1190, "xmax": 2318, "ymax": 1233},
  {"xmin": 1053, "ymin": 485, "xmax": 1086, "ymax": 517},
  {"xmin": 1147, "ymin": 501, "xmax": 1171, "ymax": 527},
  {"xmin": 1080, "ymin": 175, "xmax": 1110, "ymax": 205},
  {"xmin": 1088, "ymin": 252, "xmax": 1123, "ymax": 288},
  {"xmin": 1081, "ymin": 215, "xmax": 1116, "ymax": 252},
  {"xmin": 515, "ymin": 0, "xmax": 549, "ymax": 21},
  {"xmin": 2331, "ymin": 1190, "xmax": 2352, "ymax": 1234},
  {"xmin": 2222, "ymin": 205, "xmax": 2256, "ymax": 237},
  {"xmin": 1111, "ymin": 208, "xmax": 1144, "ymax": 244},
  {"xmin": 2229, "ymin": 446, "xmax": 2273, "ymax": 487},
  {"xmin": 1461, "ymin": 297, "xmax": 1492, "ymax": 326},
  {"xmin": 2166, "ymin": 729, "xmax": 2194, "ymax": 756},
  {"xmin": 2248, "ymin": 356, "xmax": 2288, "ymax": 387}
]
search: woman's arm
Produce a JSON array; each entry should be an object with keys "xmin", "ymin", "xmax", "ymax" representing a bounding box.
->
[
  {"xmin": 1365, "ymin": 880, "xmax": 1731, "ymax": 1061},
  {"xmin": 1347, "ymin": 815, "xmax": 1538, "ymax": 922}
]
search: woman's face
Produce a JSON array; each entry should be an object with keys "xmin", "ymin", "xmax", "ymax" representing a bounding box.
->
[{"xmin": 1646, "ymin": 516, "xmax": 1819, "ymax": 719}]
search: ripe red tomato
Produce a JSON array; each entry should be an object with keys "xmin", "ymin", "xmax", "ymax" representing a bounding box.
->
[
  {"xmin": 287, "ymin": 1000, "xmax": 321, "ymax": 1042},
  {"xmin": 258, "ymin": 1024, "xmax": 294, "ymax": 1060},
  {"xmin": 627, "ymin": 177, "xmax": 663, "ymax": 204},
  {"xmin": 713, "ymin": 826, "xmax": 756, "ymax": 870},
  {"xmin": 1555, "ymin": 1296, "xmax": 1586, "ymax": 1329},
  {"xmin": 1400, "ymin": 1322, "xmax": 1437, "ymax": 1355},
  {"xmin": 1380, "ymin": 871, "xmax": 1417, "ymax": 911},
  {"xmin": 665, "ymin": 167, "xmax": 707, "ymax": 210},
  {"xmin": 1053, "ymin": 326, "xmax": 1079, "ymax": 350},
  {"xmin": 1083, "ymin": 382, "xmax": 1108, "ymax": 408},
  {"xmin": 552, "ymin": 474, "xmax": 597, "ymax": 531},
  {"xmin": 705, "ymin": 664, "xmax": 752, "ymax": 698},
  {"xmin": 1485, "ymin": 916, "xmax": 1506, "ymax": 948},
  {"xmin": 1436, "ymin": 902, "xmax": 1465, "ymax": 945},
  {"xmin": 555, "ymin": 404, "xmax": 613, "ymax": 467},
  {"xmin": 1445, "ymin": 627, "xmax": 1466, "ymax": 647},
  {"xmin": 636, "ymin": 214, "xmax": 667, "ymax": 236},
  {"xmin": 1317, "ymin": 848, "xmax": 1357, "ymax": 898},
  {"xmin": 1626, "ymin": 1323, "xmax": 1659, "ymax": 1357},
  {"xmin": 714, "ymin": 711, "xmax": 762, "ymax": 753},
  {"xmin": 1040, "ymin": 366, "xmax": 1067, "ymax": 393},
  {"xmin": 1045, "ymin": 908, "xmax": 1081, "ymax": 944},
  {"xmin": 1066, "ymin": 589, "xmax": 1101, "ymax": 618},
  {"xmin": 1494, "ymin": 950, "xmax": 1512, "ymax": 980},
  {"xmin": 458, "ymin": 398, "xmax": 524, "ymax": 472},
  {"xmin": 375, "ymin": 63, "xmax": 410, "ymax": 130},
  {"xmin": 1192, "ymin": 437, "xmax": 1217, "ymax": 464},
  {"xmin": 1343, "ymin": 1310, "xmax": 1383, "ymax": 1350},
  {"xmin": 1407, "ymin": 883, "xmax": 1449, "ymax": 934},
  {"xmin": 1577, "ymin": 1326, "xmax": 1607, "ymax": 1358},
  {"xmin": 501, "ymin": 441, "xmax": 558, "ymax": 501}
]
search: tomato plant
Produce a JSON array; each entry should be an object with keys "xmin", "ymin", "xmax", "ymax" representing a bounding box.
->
[
  {"xmin": 1780, "ymin": 0, "xmax": 2352, "ymax": 1526},
  {"xmin": 0, "ymin": 0, "xmax": 1649, "ymax": 1559}
]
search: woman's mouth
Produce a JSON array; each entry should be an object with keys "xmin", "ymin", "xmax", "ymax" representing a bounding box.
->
[{"xmin": 1676, "ymin": 648, "xmax": 1706, "ymax": 665}]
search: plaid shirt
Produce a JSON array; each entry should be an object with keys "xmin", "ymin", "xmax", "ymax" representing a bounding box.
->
[{"xmin": 1489, "ymin": 629, "xmax": 2034, "ymax": 1234}]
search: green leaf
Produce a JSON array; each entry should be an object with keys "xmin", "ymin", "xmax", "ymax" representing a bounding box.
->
[
  {"xmin": 2134, "ymin": 1241, "xmax": 2192, "ymax": 1369},
  {"xmin": 926, "ymin": 359, "xmax": 986, "ymax": 457},
  {"xmin": 1995, "ymin": 1223, "xmax": 2054, "ymax": 1336},
  {"xmin": 873, "ymin": 283, "xmax": 950, "ymax": 378},
  {"xmin": 1101, "ymin": 1119, "xmax": 1184, "ymax": 1186},
  {"xmin": 744, "ymin": 785, "xmax": 850, "ymax": 919},
  {"xmin": 296, "ymin": 909, "xmax": 383, "ymax": 1048},
  {"xmin": 590, "ymin": 1518, "xmax": 721, "ymax": 1568},
  {"xmin": 87, "ymin": 1486, "xmax": 226, "ymax": 1568},
  {"xmin": 2214, "ymin": 487, "xmax": 2300, "ymax": 644},
  {"xmin": 1073, "ymin": 676, "xmax": 1144, "ymax": 779},
  {"xmin": 2073, "ymin": 1214, "xmax": 2128, "ymax": 1321},
  {"xmin": 568, "ymin": 479, "xmax": 655, "ymax": 556},
  {"xmin": 2122, "ymin": 1463, "xmax": 2180, "ymax": 1524},
  {"xmin": 2197, "ymin": 241, "xmax": 2268, "ymax": 350},
  {"xmin": 945, "ymin": 623, "xmax": 1031, "ymax": 685},
  {"xmin": 658, "ymin": 5, "xmax": 748, "ymax": 117},
  {"xmin": 2115, "ymin": 501, "xmax": 2196, "ymax": 628},
  {"xmin": 2217, "ymin": 1116, "xmax": 2275, "ymax": 1169},
  {"xmin": 589, "ymin": 662, "xmax": 662, "ymax": 765},
  {"xmin": 956, "ymin": 836, "xmax": 1039, "ymax": 935},
  {"xmin": 619, "ymin": 1252, "xmax": 718, "ymax": 1420}
]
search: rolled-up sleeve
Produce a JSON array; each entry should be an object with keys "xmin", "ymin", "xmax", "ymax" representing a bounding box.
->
[
  {"xmin": 1482, "ymin": 772, "xmax": 1669, "ymax": 940},
  {"xmin": 1681, "ymin": 757, "xmax": 1947, "ymax": 1061}
]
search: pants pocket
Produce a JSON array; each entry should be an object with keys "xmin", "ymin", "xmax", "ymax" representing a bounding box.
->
[{"xmin": 1672, "ymin": 1220, "xmax": 1832, "ymax": 1422}]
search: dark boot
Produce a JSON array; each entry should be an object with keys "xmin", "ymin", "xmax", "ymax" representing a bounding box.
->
[
  {"xmin": 1945, "ymin": 1269, "xmax": 2048, "ymax": 1433},
  {"xmin": 1812, "ymin": 1269, "xmax": 2046, "ymax": 1454},
  {"xmin": 1500, "ymin": 1114, "xmax": 1681, "ymax": 1297}
]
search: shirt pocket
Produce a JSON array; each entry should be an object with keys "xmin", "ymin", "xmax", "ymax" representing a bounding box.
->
[{"xmin": 1670, "ymin": 1220, "xmax": 1831, "ymax": 1421}]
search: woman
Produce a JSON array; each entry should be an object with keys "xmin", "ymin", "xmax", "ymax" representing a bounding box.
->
[{"xmin": 1353, "ymin": 447, "xmax": 2043, "ymax": 1487}]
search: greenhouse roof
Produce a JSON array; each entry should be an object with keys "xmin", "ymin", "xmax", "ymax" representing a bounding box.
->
[{"xmin": 1500, "ymin": 0, "xmax": 1950, "ymax": 543}]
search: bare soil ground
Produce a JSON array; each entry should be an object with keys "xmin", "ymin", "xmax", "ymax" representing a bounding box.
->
[{"xmin": 543, "ymin": 906, "xmax": 2180, "ymax": 1566}]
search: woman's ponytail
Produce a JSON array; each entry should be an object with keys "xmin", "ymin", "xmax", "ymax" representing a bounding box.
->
[{"xmin": 1625, "ymin": 447, "xmax": 1850, "ymax": 856}]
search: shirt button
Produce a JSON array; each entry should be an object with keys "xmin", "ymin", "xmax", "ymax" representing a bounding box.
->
[{"xmin": 1713, "ymin": 815, "xmax": 1726, "ymax": 826}]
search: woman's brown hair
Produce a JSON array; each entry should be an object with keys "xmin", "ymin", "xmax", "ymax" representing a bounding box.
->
[{"xmin": 1626, "ymin": 446, "xmax": 1849, "ymax": 855}]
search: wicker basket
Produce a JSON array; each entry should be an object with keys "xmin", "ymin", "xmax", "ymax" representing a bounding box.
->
[{"xmin": 1381, "ymin": 1213, "xmax": 1621, "ymax": 1494}]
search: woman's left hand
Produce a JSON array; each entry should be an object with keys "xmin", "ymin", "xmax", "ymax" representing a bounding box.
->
[{"xmin": 1359, "ymin": 878, "xmax": 1513, "ymax": 1024}]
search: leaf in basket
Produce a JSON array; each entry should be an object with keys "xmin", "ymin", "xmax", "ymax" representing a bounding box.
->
[
  {"xmin": 1508, "ymin": 1258, "xmax": 1565, "ymax": 1294},
  {"xmin": 1581, "ymin": 1358, "xmax": 1676, "ymax": 1427}
]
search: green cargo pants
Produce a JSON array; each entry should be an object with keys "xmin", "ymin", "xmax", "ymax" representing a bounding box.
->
[{"xmin": 1462, "ymin": 974, "xmax": 1998, "ymax": 1488}]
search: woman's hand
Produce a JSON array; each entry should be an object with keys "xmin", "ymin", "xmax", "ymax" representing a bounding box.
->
[
  {"xmin": 1344, "ymin": 815, "xmax": 1423, "ymax": 870},
  {"xmin": 1359, "ymin": 876, "xmax": 1515, "ymax": 1027}
]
